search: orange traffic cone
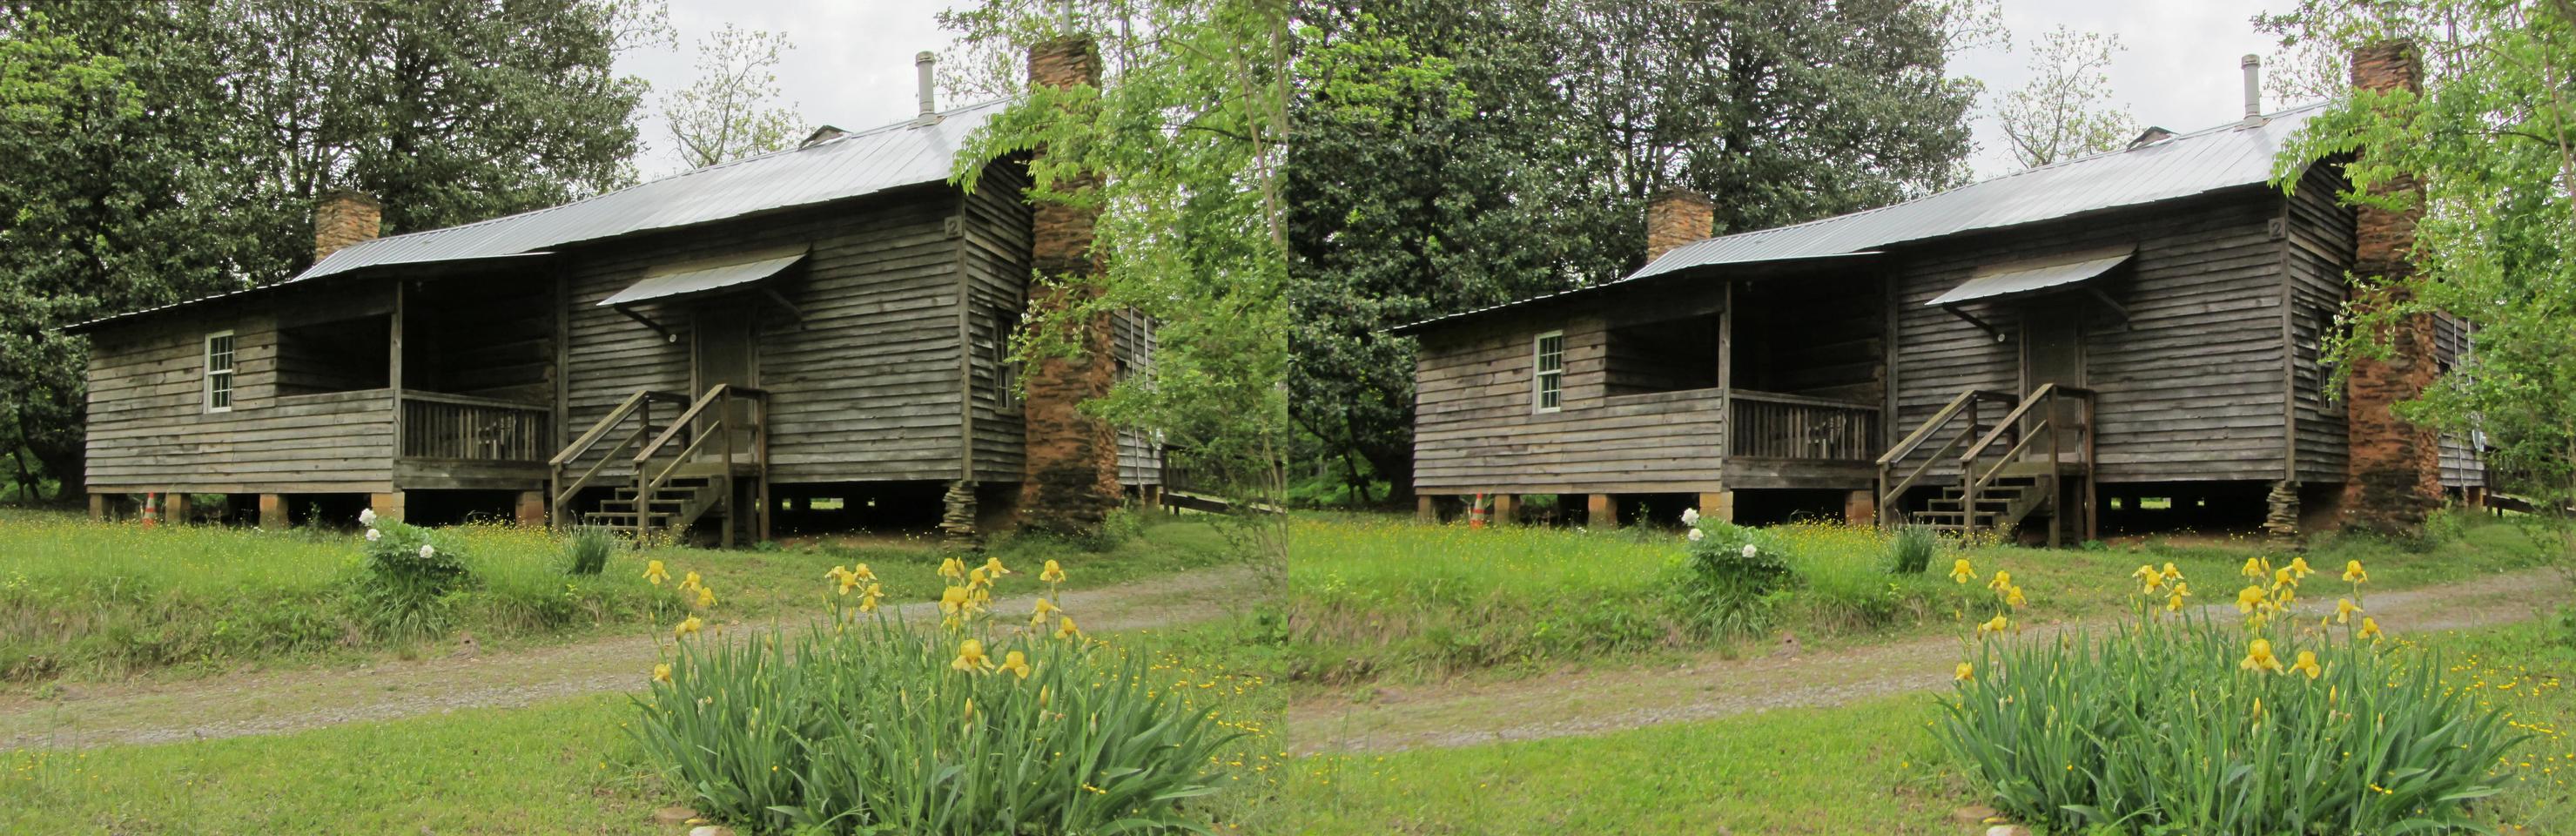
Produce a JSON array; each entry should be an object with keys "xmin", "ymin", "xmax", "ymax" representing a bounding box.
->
[{"xmin": 1468, "ymin": 493, "xmax": 1488, "ymax": 529}]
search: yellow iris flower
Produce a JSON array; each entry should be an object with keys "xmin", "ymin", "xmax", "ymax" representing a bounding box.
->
[
  {"xmin": 1031, "ymin": 597, "xmax": 1061, "ymax": 629},
  {"xmin": 2159, "ymin": 563, "xmax": 2183, "ymax": 582},
  {"xmin": 1977, "ymin": 614, "xmax": 2010, "ymax": 637},
  {"xmin": 1987, "ymin": 570, "xmax": 2013, "ymax": 593},
  {"xmin": 695, "ymin": 585, "xmax": 716, "ymax": 609},
  {"xmin": 2235, "ymin": 585, "xmax": 2269, "ymax": 614},
  {"xmin": 2291, "ymin": 650, "xmax": 2323, "ymax": 680},
  {"xmin": 2003, "ymin": 585, "xmax": 2028, "ymax": 609},
  {"xmin": 2287, "ymin": 556, "xmax": 2314, "ymax": 579},
  {"xmin": 2165, "ymin": 582, "xmax": 2192, "ymax": 612},
  {"xmin": 673, "ymin": 616, "xmax": 703, "ymax": 637},
  {"xmin": 2242, "ymin": 557, "xmax": 2266, "ymax": 579},
  {"xmin": 852, "ymin": 563, "xmax": 877, "ymax": 583},
  {"xmin": 2335, "ymin": 597, "xmax": 2363, "ymax": 624},
  {"xmin": 836, "ymin": 571, "xmax": 860, "ymax": 596},
  {"xmin": 938, "ymin": 557, "xmax": 965, "ymax": 581},
  {"xmin": 952, "ymin": 639, "xmax": 994, "ymax": 673},
  {"xmin": 2342, "ymin": 560, "xmax": 2368, "ymax": 583},
  {"xmin": 1948, "ymin": 558, "xmax": 1975, "ymax": 584},
  {"xmin": 680, "ymin": 570, "xmax": 703, "ymax": 592},
  {"xmin": 2271, "ymin": 567, "xmax": 2297, "ymax": 589},
  {"xmin": 1954, "ymin": 662, "xmax": 1974, "ymax": 681},
  {"xmin": 858, "ymin": 583, "xmax": 884, "ymax": 613},
  {"xmin": 1056, "ymin": 616, "xmax": 1081, "ymax": 640},
  {"xmin": 939, "ymin": 586, "xmax": 969, "ymax": 615},
  {"xmin": 1040, "ymin": 559, "xmax": 1067, "ymax": 584},
  {"xmin": 2240, "ymin": 638, "xmax": 2283, "ymax": 673},
  {"xmin": 999, "ymin": 650, "xmax": 1032, "ymax": 679},
  {"xmin": 653, "ymin": 663, "xmax": 672, "ymax": 684},
  {"xmin": 983, "ymin": 556, "xmax": 1012, "ymax": 577},
  {"xmin": 2357, "ymin": 617, "xmax": 2383, "ymax": 641},
  {"xmin": 643, "ymin": 560, "xmax": 669, "ymax": 585}
]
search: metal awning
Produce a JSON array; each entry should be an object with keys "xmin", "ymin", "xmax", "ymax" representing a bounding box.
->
[
  {"xmin": 601, "ymin": 247, "xmax": 808, "ymax": 307},
  {"xmin": 1927, "ymin": 246, "xmax": 2135, "ymax": 307}
]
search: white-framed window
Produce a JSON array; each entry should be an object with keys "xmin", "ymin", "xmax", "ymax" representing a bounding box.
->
[
  {"xmin": 992, "ymin": 306, "xmax": 1021, "ymax": 413},
  {"xmin": 204, "ymin": 330, "xmax": 236, "ymax": 413},
  {"xmin": 1533, "ymin": 330, "xmax": 1564, "ymax": 413}
]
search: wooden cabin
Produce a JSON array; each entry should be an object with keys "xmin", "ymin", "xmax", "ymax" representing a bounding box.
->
[
  {"xmin": 70, "ymin": 85, "xmax": 1160, "ymax": 543},
  {"xmin": 1396, "ymin": 53, "xmax": 2478, "ymax": 542}
]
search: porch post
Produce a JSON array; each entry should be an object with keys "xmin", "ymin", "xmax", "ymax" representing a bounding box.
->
[
  {"xmin": 259, "ymin": 494, "xmax": 287, "ymax": 529},
  {"xmin": 1491, "ymin": 494, "xmax": 1519, "ymax": 525},
  {"xmin": 165, "ymin": 492, "xmax": 190, "ymax": 525},
  {"xmin": 1587, "ymin": 494, "xmax": 1618, "ymax": 529},
  {"xmin": 389, "ymin": 281, "xmax": 406, "ymax": 460},
  {"xmin": 371, "ymin": 491, "xmax": 406, "ymax": 523},
  {"xmin": 88, "ymin": 492, "xmax": 108, "ymax": 521}
]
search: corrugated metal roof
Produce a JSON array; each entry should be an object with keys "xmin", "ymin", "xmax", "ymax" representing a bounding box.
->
[
  {"xmin": 293, "ymin": 98, "xmax": 1013, "ymax": 283},
  {"xmin": 1926, "ymin": 245, "xmax": 2134, "ymax": 307},
  {"xmin": 1631, "ymin": 103, "xmax": 2325, "ymax": 280},
  {"xmin": 601, "ymin": 246, "xmax": 808, "ymax": 307}
]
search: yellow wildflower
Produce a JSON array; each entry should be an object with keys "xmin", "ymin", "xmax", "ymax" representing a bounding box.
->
[
  {"xmin": 1987, "ymin": 570, "xmax": 2013, "ymax": 593},
  {"xmin": 1954, "ymin": 662, "xmax": 1974, "ymax": 681},
  {"xmin": 2287, "ymin": 556, "xmax": 2314, "ymax": 579},
  {"xmin": 1977, "ymin": 614, "xmax": 2010, "ymax": 637},
  {"xmin": 1000, "ymin": 650, "xmax": 1032, "ymax": 679},
  {"xmin": 836, "ymin": 570, "xmax": 860, "ymax": 596},
  {"xmin": 1031, "ymin": 597, "xmax": 1061, "ymax": 629},
  {"xmin": 2004, "ymin": 585, "xmax": 2028, "ymax": 609},
  {"xmin": 2242, "ymin": 556, "xmax": 2266, "ymax": 578},
  {"xmin": 1948, "ymin": 558, "xmax": 1975, "ymax": 584},
  {"xmin": 1056, "ymin": 616, "xmax": 1081, "ymax": 640},
  {"xmin": 695, "ymin": 585, "xmax": 716, "ymax": 610},
  {"xmin": 2271, "ymin": 567, "xmax": 2297, "ymax": 589},
  {"xmin": 982, "ymin": 556, "xmax": 1012, "ymax": 577},
  {"xmin": 2342, "ymin": 560, "xmax": 2368, "ymax": 583},
  {"xmin": 2159, "ymin": 563, "xmax": 2183, "ymax": 582},
  {"xmin": 2165, "ymin": 582, "xmax": 2193, "ymax": 613},
  {"xmin": 858, "ymin": 583, "xmax": 884, "ymax": 613},
  {"xmin": 2130, "ymin": 564, "xmax": 2159, "ymax": 583},
  {"xmin": 642, "ymin": 560, "xmax": 669, "ymax": 585},
  {"xmin": 2357, "ymin": 617, "xmax": 2383, "ymax": 641},
  {"xmin": 938, "ymin": 557, "xmax": 965, "ymax": 581},
  {"xmin": 679, "ymin": 570, "xmax": 703, "ymax": 592},
  {"xmin": 2291, "ymin": 650, "xmax": 2323, "ymax": 680},
  {"xmin": 939, "ymin": 586, "xmax": 970, "ymax": 616},
  {"xmin": 966, "ymin": 567, "xmax": 991, "ymax": 590},
  {"xmin": 2335, "ymin": 597, "xmax": 2363, "ymax": 624},
  {"xmin": 2236, "ymin": 585, "xmax": 2269, "ymax": 614},
  {"xmin": 952, "ymin": 639, "xmax": 994, "ymax": 673},
  {"xmin": 673, "ymin": 616, "xmax": 703, "ymax": 637},
  {"xmin": 851, "ymin": 563, "xmax": 877, "ymax": 583},
  {"xmin": 2240, "ymin": 638, "xmax": 2283, "ymax": 674},
  {"xmin": 1040, "ymin": 559, "xmax": 1067, "ymax": 584},
  {"xmin": 653, "ymin": 663, "xmax": 672, "ymax": 684}
]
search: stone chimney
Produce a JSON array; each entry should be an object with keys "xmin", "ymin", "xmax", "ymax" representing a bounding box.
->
[
  {"xmin": 313, "ymin": 190, "xmax": 381, "ymax": 263},
  {"xmin": 1015, "ymin": 33, "xmax": 1122, "ymax": 536},
  {"xmin": 1644, "ymin": 188, "xmax": 1714, "ymax": 264},
  {"xmin": 2339, "ymin": 39, "xmax": 2441, "ymax": 538}
]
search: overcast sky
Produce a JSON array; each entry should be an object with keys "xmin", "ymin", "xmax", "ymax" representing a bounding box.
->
[{"xmin": 615, "ymin": 0, "xmax": 2304, "ymax": 180}]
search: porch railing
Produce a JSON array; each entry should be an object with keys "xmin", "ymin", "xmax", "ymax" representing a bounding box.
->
[
  {"xmin": 1727, "ymin": 390, "xmax": 1880, "ymax": 461},
  {"xmin": 399, "ymin": 391, "xmax": 552, "ymax": 462}
]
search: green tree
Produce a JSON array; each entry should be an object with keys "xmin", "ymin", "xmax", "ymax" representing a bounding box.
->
[
  {"xmin": 1287, "ymin": 0, "xmax": 1978, "ymax": 503},
  {"xmin": 2265, "ymin": 0, "xmax": 2576, "ymax": 532},
  {"xmin": 0, "ymin": 0, "xmax": 654, "ymax": 502},
  {"xmin": 662, "ymin": 24, "xmax": 803, "ymax": 168},
  {"xmin": 1996, "ymin": 26, "xmax": 2140, "ymax": 169},
  {"xmin": 944, "ymin": 0, "xmax": 1291, "ymax": 558}
]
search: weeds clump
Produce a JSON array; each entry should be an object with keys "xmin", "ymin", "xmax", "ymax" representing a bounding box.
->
[
  {"xmin": 1937, "ymin": 556, "xmax": 2525, "ymax": 834},
  {"xmin": 1885, "ymin": 524, "xmax": 1938, "ymax": 575},
  {"xmin": 562, "ymin": 525, "xmax": 616, "ymax": 576}
]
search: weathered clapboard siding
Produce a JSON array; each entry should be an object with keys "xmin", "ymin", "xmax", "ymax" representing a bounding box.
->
[
  {"xmin": 559, "ymin": 186, "xmax": 968, "ymax": 486},
  {"xmin": 2433, "ymin": 314, "xmax": 2484, "ymax": 487},
  {"xmin": 960, "ymin": 164, "xmax": 1032, "ymax": 484},
  {"xmin": 84, "ymin": 290, "xmax": 400, "ymax": 494},
  {"xmin": 2283, "ymin": 163, "xmax": 2356, "ymax": 484},
  {"xmin": 1414, "ymin": 299, "xmax": 1730, "ymax": 495},
  {"xmin": 1890, "ymin": 191, "xmax": 2292, "ymax": 484},
  {"xmin": 1111, "ymin": 309, "xmax": 1161, "ymax": 485}
]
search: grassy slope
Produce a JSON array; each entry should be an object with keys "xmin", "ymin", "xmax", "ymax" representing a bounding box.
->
[
  {"xmin": 1288, "ymin": 511, "xmax": 2562, "ymax": 685},
  {"xmin": 0, "ymin": 509, "xmax": 1245, "ymax": 683},
  {"xmin": 0, "ymin": 616, "xmax": 1289, "ymax": 835},
  {"xmin": 1278, "ymin": 619, "xmax": 2576, "ymax": 835}
]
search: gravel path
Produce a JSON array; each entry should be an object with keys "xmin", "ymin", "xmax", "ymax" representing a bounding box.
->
[
  {"xmin": 1288, "ymin": 568, "xmax": 2568, "ymax": 755},
  {"xmin": 0, "ymin": 564, "xmax": 1265, "ymax": 750}
]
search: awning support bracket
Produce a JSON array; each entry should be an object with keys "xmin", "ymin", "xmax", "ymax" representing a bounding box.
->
[
  {"xmin": 761, "ymin": 287, "xmax": 806, "ymax": 326},
  {"xmin": 2085, "ymin": 287, "xmax": 2133, "ymax": 329},
  {"xmin": 612, "ymin": 304, "xmax": 677, "ymax": 343},
  {"xmin": 1943, "ymin": 304, "xmax": 2007, "ymax": 342}
]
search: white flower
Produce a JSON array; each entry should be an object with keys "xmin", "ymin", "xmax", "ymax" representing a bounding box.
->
[
  {"xmin": 1680, "ymin": 508, "xmax": 1700, "ymax": 527},
  {"xmin": 419, "ymin": 543, "xmax": 436, "ymax": 560},
  {"xmin": 365, "ymin": 529, "xmax": 381, "ymax": 542},
  {"xmin": 1741, "ymin": 543, "xmax": 1759, "ymax": 558},
  {"xmin": 1687, "ymin": 528, "xmax": 1705, "ymax": 542},
  {"xmin": 358, "ymin": 508, "xmax": 377, "ymax": 526}
]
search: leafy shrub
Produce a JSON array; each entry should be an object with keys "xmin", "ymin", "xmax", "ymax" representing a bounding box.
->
[
  {"xmin": 636, "ymin": 558, "xmax": 1248, "ymax": 834},
  {"xmin": 562, "ymin": 526, "xmax": 616, "ymax": 576},
  {"xmin": 1936, "ymin": 557, "xmax": 2526, "ymax": 834},
  {"xmin": 1885, "ymin": 525, "xmax": 1938, "ymax": 575},
  {"xmin": 1665, "ymin": 520, "xmax": 1793, "ymax": 638},
  {"xmin": 346, "ymin": 513, "xmax": 474, "ymax": 639}
]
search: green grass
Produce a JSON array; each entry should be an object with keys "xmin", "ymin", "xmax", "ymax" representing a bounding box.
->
[
  {"xmin": 0, "ymin": 616, "xmax": 1288, "ymax": 835},
  {"xmin": 1287, "ymin": 509, "xmax": 2563, "ymax": 684},
  {"xmin": 0, "ymin": 508, "xmax": 1246, "ymax": 683},
  {"xmin": 1274, "ymin": 618, "xmax": 2576, "ymax": 835}
]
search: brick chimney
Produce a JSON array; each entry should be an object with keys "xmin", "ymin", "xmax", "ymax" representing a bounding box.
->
[
  {"xmin": 2339, "ymin": 39, "xmax": 2442, "ymax": 537},
  {"xmin": 1644, "ymin": 188, "xmax": 1714, "ymax": 264},
  {"xmin": 1016, "ymin": 33, "xmax": 1122, "ymax": 536},
  {"xmin": 313, "ymin": 190, "xmax": 381, "ymax": 263}
]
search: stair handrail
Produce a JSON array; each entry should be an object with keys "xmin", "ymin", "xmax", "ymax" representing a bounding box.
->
[
  {"xmin": 548, "ymin": 388, "xmax": 687, "ymax": 527},
  {"xmin": 1875, "ymin": 388, "xmax": 2014, "ymax": 527},
  {"xmin": 1954, "ymin": 384, "xmax": 2095, "ymax": 539},
  {"xmin": 629, "ymin": 384, "xmax": 770, "ymax": 540}
]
